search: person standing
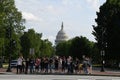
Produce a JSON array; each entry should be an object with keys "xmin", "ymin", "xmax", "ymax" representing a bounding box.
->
[
  {"xmin": 74, "ymin": 58, "xmax": 79, "ymax": 74},
  {"xmin": 17, "ymin": 56, "xmax": 23, "ymax": 74},
  {"xmin": 35, "ymin": 58, "xmax": 40, "ymax": 73},
  {"xmin": 29, "ymin": 57, "xmax": 35, "ymax": 74},
  {"xmin": 54, "ymin": 57, "xmax": 59, "ymax": 72},
  {"xmin": 40, "ymin": 57, "xmax": 44, "ymax": 73},
  {"xmin": 67, "ymin": 56, "xmax": 72, "ymax": 73},
  {"xmin": 82, "ymin": 57, "xmax": 89, "ymax": 74},
  {"xmin": 44, "ymin": 57, "xmax": 49, "ymax": 73},
  {"xmin": 25, "ymin": 58, "xmax": 29, "ymax": 74},
  {"xmin": 86, "ymin": 57, "xmax": 92, "ymax": 74},
  {"xmin": 49, "ymin": 58, "xmax": 53, "ymax": 73},
  {"xmin": 22, "ymin": 57, "xmax": 25, "ymax": 73},
  {"xmin": 62, "ymin": 57, "xmax": 66, "ymax": 73}
]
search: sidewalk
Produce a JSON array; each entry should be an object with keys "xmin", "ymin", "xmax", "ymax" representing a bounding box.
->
[
  {"xmin": 92, "ymin": 70, "xmax": 120, "ymax": 76},
  {"xmin": 0, "ymin": 68, "xmax": 120, "ymax": 76},
  {"xmin": 0, "ymin": 68, "xmax": 16, "ymax": 74}
]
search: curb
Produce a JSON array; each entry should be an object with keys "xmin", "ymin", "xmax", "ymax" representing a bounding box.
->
[
  {"xmin": 0, "ymin": 72, "xmax": 120, "ymax": 77},
  {"xmin": 0, "ymin": 72, "xmax": 15, "ymax": 75}
]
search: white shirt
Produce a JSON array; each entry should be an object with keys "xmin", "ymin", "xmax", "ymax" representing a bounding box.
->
[{"xmin": 17, "ymin": 57, "xmax": 22, "ymax": 65}]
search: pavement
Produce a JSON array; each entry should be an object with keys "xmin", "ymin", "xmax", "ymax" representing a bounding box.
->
[
  {"xmin": 0, "ymin": 67, "xmax": 120, "ymax": 77},
  {"xmin": 0, "ymin": 75, "xmax": 120, "ymax": 80}
]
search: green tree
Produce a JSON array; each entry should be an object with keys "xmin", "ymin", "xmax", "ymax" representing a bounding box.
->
[
  {"xmin": 0, "ymin": 0, "xmax": 25, "ymax": 34},
  {"xmin": 69, "ymin": 36, "xmax": 92, "ymax": 59},
  {"xmin": 20, "ymin": 29, "xmax": 42, "ymax": 58},
  {"xmin": 20, "ymin": 29, "xmax": 54, "ymax": 58},
  {"xmin": 40, "ymin": 39, "xmax": 54, "ymax": 57},
  {"xmin": 56, "ymin": 41, "xmax": 70, "ymax": 56},
  {"xmin": 92, "ymin": 0, "xmax": 120, "ymax": 63},
  {"xmin": 0, "ymin": 0, "xmax": 25, "ymax": 59},
  {"xmin": 55, "ymin": 36, "xmax": 95, "ymax": 59}
]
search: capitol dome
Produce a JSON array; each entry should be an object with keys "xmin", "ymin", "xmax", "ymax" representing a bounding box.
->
[{"xmin": 55, "ymin": 22, "xmax": 68, "ymax": 45}]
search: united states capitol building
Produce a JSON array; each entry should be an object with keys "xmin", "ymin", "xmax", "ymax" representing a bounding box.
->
[{"xmin": 55, "ymin": 22, "xmax": 68, "ymax": 45}]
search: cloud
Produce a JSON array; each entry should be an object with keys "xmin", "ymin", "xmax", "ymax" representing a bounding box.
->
[
  {"xmin": 45, "ymin": 5, "xmax": 64, "ymax": 15},
  {"xmin": 62, "ymin": 0, "xmax": 80, "ymax": 7},
  {"xmin": 86, "ymin": 0, "xmax": 100, "ymax": 11},
  {"xmin": 62, "ymin": 0, "xmax": 72, "ymax": 5},
  {"xmin": 22, "ymin": 12, "xmax": 42, "ymax": 22},
  {"xmin": 46, "ymin": 5, "xmax": 55, "ymax": 13}
]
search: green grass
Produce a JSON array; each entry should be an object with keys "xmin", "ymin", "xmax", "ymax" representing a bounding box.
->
[
  {"xmin": 92, "ymin": 64, "xmax": 101, "ymax": 67},
  {"xmin": 2, "ymin": 63, "xmax": 8, "ymax": 68}
]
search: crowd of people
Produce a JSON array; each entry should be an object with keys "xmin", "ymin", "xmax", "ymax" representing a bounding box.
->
[{"xmin": 16, "ymin": 55, "xmax": 92, "ymax": 74}]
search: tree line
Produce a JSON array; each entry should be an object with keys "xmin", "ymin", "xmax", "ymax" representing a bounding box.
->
[{"xmin": 56, "ymin": 36, "xmax": 99, "ymax": 62}]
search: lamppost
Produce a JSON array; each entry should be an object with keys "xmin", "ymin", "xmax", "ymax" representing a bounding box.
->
[
  {"xmin": 100, "ymin": 50, "xmax": 105, "ymax": 72},
  {"xmin": 100, "ymin": 28, "xmax": 106, "ymax": 72}
]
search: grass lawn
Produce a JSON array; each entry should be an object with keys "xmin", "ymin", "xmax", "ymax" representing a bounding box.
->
[
  {"xmin": 92, "ymin": 64, "xmax": 101, "ymax": 67},
  {"xmin": 2, "ymin": 63, "xmax": 8, "ymax": 68}
]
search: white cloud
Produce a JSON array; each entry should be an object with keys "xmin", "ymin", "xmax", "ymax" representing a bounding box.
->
[
  {"xmin": 62, "ymin": 0, "xmax": 81, "ymax": 7},
  {"xmin": 62, "ymin": 0, "xmax": 72, "ymax": 5},
  {"xmin": 22, "ymin": 12, "xmax": 42, "ymax": 22},
  {"xmin": 86, "ymin": 0, "xmax": 100, "ymax": 11},
  {"xmin": 46, "ymin": 5, "xmax": 55, "ymax": 13},
  {"xmin": 45, "ymin": 5, "xmax": 64, "ymax": 16}
]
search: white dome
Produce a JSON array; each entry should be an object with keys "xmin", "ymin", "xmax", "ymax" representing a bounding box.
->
[{"xmin": 55, "ymin": 22, "xmax": 68, "ymax": 45}]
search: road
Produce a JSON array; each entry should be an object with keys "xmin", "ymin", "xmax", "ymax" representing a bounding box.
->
[{"xmin": 0, "ymin": 75, "xmax": 119, "ymax": 80}]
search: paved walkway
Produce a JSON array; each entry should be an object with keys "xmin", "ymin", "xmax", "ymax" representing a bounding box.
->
[
  {"xmin": 0, "ymin": 68, "xmax": 120, "ymax": 76},
  {"xmin": 0, "ymin": 75, "xmax": 120, "ymax": 80}
]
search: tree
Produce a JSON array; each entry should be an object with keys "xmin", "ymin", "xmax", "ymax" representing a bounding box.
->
[
  {"xmin": 20, "ymin": 29, "xmax": 54, "ymax": 58},
  {"xmin": 0, "ymin": 0, "xmax": 25, "ymax": 34},
  {"xmin": 56, "ymin": 41, "xmax": 70, "ymax": 56},
  {"xmin": 0, "ymin": 38, "xmax": 4, "ymax": 58},
  {"xmin": 92, "ymin": 0, "xmax": 120, "ymax": 63},
  {"xmin": 0, "ymin": 0, "xmax": 25, "ymax": 59},
  {"xmin": 69, "ymin": 36, "xmax": 93, "ymax": 59},
  {"xmin": 55, "ymin": 36, "xmax": 95, "ymax": 60},
  {"xmin": 20, "ymin": 29, "xmax": 42, "ymax": 58},
  {"xmin": 40, "ymin": 39, "xmax": 54, "ymax": 57}
]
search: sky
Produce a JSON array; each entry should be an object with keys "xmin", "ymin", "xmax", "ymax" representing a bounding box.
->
[{"xmin": 15, "ymin": 0, "xmax": 106, "ymax": 44}]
